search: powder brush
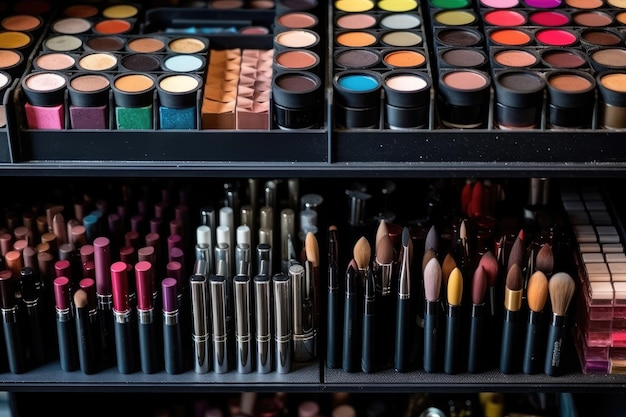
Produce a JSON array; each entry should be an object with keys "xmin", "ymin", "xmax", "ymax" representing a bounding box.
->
[
  {"xmin": 423, "ymin": 256, "xmax": 442, "ymax": 373},
  {"xmin": 444, "ymin": 266, "xmax": 463, "ymax": 374},
  {"xmin": 535, "ymin": 243, "xmax": 554, "ymax": 276},
  {"xmin": 353, "ymin": 236, "xmax": 371, "ymax": 286},
  {"xmin": 544, "ymin": 271, "xmax": 576, "ymax": 376},
  {"xmin": 500, "ymin": 263, "xmax": 523, "ymax": 374},
  {"xmin": 523, "ymin": 270, "xmax": 549, "ymax": 375},
  {"xmin": 467, "ymin": 264, "xmax": 487, "ymax": 373},
  {"xmin": 424, "ymin": 224, "xmax": 438, "ymax": 253}
]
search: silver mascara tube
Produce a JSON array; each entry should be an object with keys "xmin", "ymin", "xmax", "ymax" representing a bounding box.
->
[
  {"xmin": 234, "ymin": 274, "xmax": 253, "ymax": 373},
  {"xmin": 254, "ymin": 272, "xmax": 272, "ymax": 373},
  {"xmin": 273, "ymin": 272, "xmax": 292, "ymax": 373},
  {"xmin": 209, "ymin": 274, "xmax": 229, "ymax": 373},
  {"xmin": 290, "ymin": 263, "xmax": 316, "ymax": 362},
  {"xmin": 190, "ymin": 273, "xmax": 210, "ymax": 374}
]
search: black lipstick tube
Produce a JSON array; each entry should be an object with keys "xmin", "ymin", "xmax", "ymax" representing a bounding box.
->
[
  {"xmin": 111, "ymin": 261, "xmax": 136, "ymax": 374},
  {"xmin": 54, "ymin": 276, "xmax": 78, "ymax": 372},
  {"xmin": 0, "ymin": 270, "xmax": 27, "ymax": 374},
  {"xmin": 467, "ymin": 303, "xmax": 485, "ymax": 373},
  {"xmin": 74, "ymin": 288, "xmax": 97, "ymax": 374},
  {"xmin": 162, "ymin": 277, "xmax": 184, "ymax": 374},
  {"xmin": 20, "ymin": 266, "xmax": 46, "ymax": 366}
]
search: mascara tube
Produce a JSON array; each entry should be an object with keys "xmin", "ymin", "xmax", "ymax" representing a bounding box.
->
[
  {"xmin": 291, "ymin": 263, "xmax": 316, "ymax": 362},
  {"xmin": 162, "ymin": 277, "xmax": 184, "ymax": 374},
  {"xmin": 273, "ymin": 272, "xmax": 292, "ymax": 373},
  {"xmin": 135, "ymin": 261, "xmax": 160, "ymax": 374},
  {"xmin": 210, "ymin": 274, "xmax": 229, "ymax": 373},
  {"xmin": 234, "ymin": 274, "xmax": 253, "ymax": 373},
  {"xmin": 54, "ymin": 276, "xmax": 78, "ymax": 372},
  {"xmin": 254, "ymin": 272, "xmax": 272, "ymax": 373},
  {"xmin": 0, "ymin": 270, "xmax": 26, "ymax": 374},
  {"xmin": 111, "ymin": 261, "xmax": 136, "ymax": 374},
  {"xmin": 190, "ymin": 273, "xmax": 210, "ymax": 373}
]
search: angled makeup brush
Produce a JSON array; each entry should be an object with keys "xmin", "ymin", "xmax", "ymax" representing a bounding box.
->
[
  {"xmin": 535, "ymin": 243, "xmax": 554, "ymax": 277},
  {"xmin": 523, "ymin": 270, "xmax": 549, "ymax": 375},
  {"xmin": 423, "ymin": 256, "xmax": 442, "ymax": 373},
  {"xmin": 507, "ymin": 229, "xmax": 525, "ymax": 273},
  {"xmin": 444, "ymin": 266, "xmax": 463, "ymax": 374},
  {"xmin": 545, "ymin": 271, "xmax": 576, "ymax": 376},
  {"xmin": 500, "ymin": 263, "xmax": 523, "ymax": 374},
  {"xmin": 467, "ymin": 264, "xmax": 487, "ymax": 373}
]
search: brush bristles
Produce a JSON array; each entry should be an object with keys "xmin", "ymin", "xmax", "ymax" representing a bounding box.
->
[
  {"xmin": 422, "ymin": 248, "xmax": 437, "ymax": 274},
  {"xmin": 305, "ymin": 232, "xmax": 319, "ymax": 267},
  {"xmin": 447, "ymin": 267, "xmax": 463, "ymax": 306},
  {"xmin": 478, "ymin": 250, "xmax": 499, "ymax": 287},
  {"xmin": 425, "ymin": 224, "xmax": 438, "ymax": 253},
  {"xmin": 74, "ymin": 288, "xmax": 88, "ymax": 309},
  {"xmin": 527, "ymin": 271, "xmax": 549, "ymax": 313},
  {"xmin": 353, "ymin": 236, "xmax": 371, "ymax": 270},
  {"xmin": 471, "ymin": 265, "xmax": 487, "ymax": 305},
  {"xmin": 549, "ymin": 272, "xmax": 576, "ymax": 316},
  {"xmin": 376, "ymin": 234, "xmax": 394, "ymax": 265},
  {"xmin": 507, "ymin": 231, "xmax": 525, "ymax": 272},
  {"xmin": 535, "ymin": 244, "xmax": 554, "ymax": 275},
  {"xmin": 441, "ymin": 253, "xmax": 457, "ymax": 287},
  {"xmin": 506, "ymin": 263, "xmax": 524, "ymax": 291},
  {"xmin": 423, "ymin": 257, "xmax": 442, "ymax": 302},
  {"xmin": 376, "ymin": 220, "xmax": 389, "ymax": 248}
]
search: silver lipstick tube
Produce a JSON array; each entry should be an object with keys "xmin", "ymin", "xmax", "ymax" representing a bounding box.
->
[
  {"xmin": 234, "ymin": 275, "xmax": 253, "ymax": 373},
  {"xmin": 290, "ymin": 263, "xmax": 316, "ymax": 362},
  {"xmin": 273, "ymin": 273, "xmax": 292, "ymax": 373},
  {"xmin": 254, "ymin": 273, "xmax": 272, "ymax": 373},
  {"xmin": 236, "ymin": 243, "xmax": 251, "ymax": 277},
  {"xmin": 190, "ymin": 274, "xmax": 210, "ymax": 374},
  {"xmin": 209, "ymin": 275, "xmax": 229, "ymax": 373}
]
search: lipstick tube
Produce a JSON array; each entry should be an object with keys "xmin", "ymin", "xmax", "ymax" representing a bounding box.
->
[
  {"xmin": 135, "ymin": 260, "xmax": 160, "ymax": 374},
  {"xmin": 94, "ymin": 237, "xmax": 114, "ymax": 368},
  {"xmin": 273, "ymin": 272, "xmax": 292, "ymax": 373},
  {"xmin": 111, "ymin": 261, "xmax": 136, "ymax": 374},
  {"xmin": 234, "ymin": 274, "xmax": 253, "ymax": 373},
  {"xmin": 162, "ymin": 277, "xmax": 184, "ymax": 374},
  {"xmin": 54, "ymin": 276, "xmax": 78, "ymax": 372},
  {"xmin": 0, "ymin": 270, "xmax": 26, "ymax": 373},
  {"xmin": 290, "ymin": 263, "xmax": 315, "ymax": 362},
  {"xmin": 20, "ymin": 266, "xmax": 46, "ymax": 366},
  {"xmin": 254, "ymin": 272, "xmax": 272, "ymax": 373},
  {"xmin": 196, "ymin": 224, "xmax": 213, "ymax": 275},
  {"xmin": 209, "ymin": 274, "xmax": 229, "ymax": 373},
  {"xmin": 190, "ymin": 273, "xmax": 210, "ymax": 373},
  {"xmin": 78, "ymin": 278, "xmax": 99, "ymax": 371}
]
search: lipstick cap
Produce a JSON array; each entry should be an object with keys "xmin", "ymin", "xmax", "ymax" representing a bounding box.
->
[
  {"xmin": 110, "ymin": 261, "xmax": 129, "ymax": 312},
  {"xmin": 161, "ymin": 277, "xmax": 178, "ymax": 313}
]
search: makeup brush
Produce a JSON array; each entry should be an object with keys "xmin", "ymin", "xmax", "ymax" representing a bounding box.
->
[
  {"xmin": 468, "ymin": 180, "xmax": 484, "ymax": 218},
  {"xmin": 353, "ymin": 236, "xmax": 371, "ymax": 286},
  {"xmin": 424, "ymin": 225, "xmax": 438, "ymax": 253},
  {"xmin": 375, "ymin": 232, "xmax": 395, "ymax": 369},
  {"xmin": 444, "ymin": 266, "xmax": 463, "ymax": 374},
  {"xmin": 467, "ymin": 264, "xmax": 487, "ymax": 373},
  {"xmin": 423, "ymin": 256, "xmax": 442, "ymax": 373},
  {"xmin": 478, "ymin": 250, "xmax": 499, "ymax": 317},
  {"xmin": 507, "ymin": 229, "xmax": 525, "ymax": 273},
  {"xmin": 327, "ymin": 225, "xmax": 340, "ymax": 369},
  {"xmin": 342, "ymin": 259, "xmax": 360, "ymax": 372},
  {"xmin": 441, "ymin": 252, "xmax": 457, "ymax": 307},
  {"xmin": 305, "ymin": 231, "xmax": 320, "ymax": 344},
  {"xmin": 545, "ymin": 271, "xmax": 576, "ymax": 376},
  {"xmin": 500, "ymin": 263, "xmax": 524, "ymax": 374},
  {"xmin": 523, "ymin": 270, "xmax": 549, "ymax": 375},
  {"xmin": 422, "ymin": 248, "xmax": 438, "ymax": 275},
  {"xmin": 375, "ymin": 220, "xmax": 389, "ymax": 249},
  {"xmin": 535, "ymin": 243, "xmax": 554, "ymax": 276},
  {"xmin": 394, "ymin": 227, "xmax": 412, "ymax": 372}
]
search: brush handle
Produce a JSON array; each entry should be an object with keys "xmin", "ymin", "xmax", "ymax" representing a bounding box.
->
[
  {"xmin": 423, "ymin": 301, "xmax": 439, "ymax": 373},
  {"xmin": 394, "ymin": 297, "xmax": 410, "ymax": 372},
  {"xmin": 545, "ymin": 315, "xmax": 565, "ymax": 376},
  {"xmin": 361, "ymin": 307, "xmax": 375, "ymax": 373},
  {"xmin": 2, "ymin": 308, "xmax": 27, "ymax": 374},
  {"xmin": 500, "ymin": 309, "xmax": 520, "ymax": 374},
  {"xmin": 75, "ymin": 306, "xmax": 97, "ymax": 375},
  {"xmin": 523, "ymin": 310, "xmax": 543, "ymax": 375},
  {"xmin": 467, "ymin": 304, "xmax": 484, "ymax": 373},
  {"xmin": 56, "ymin": 312, "xmax": 78, "ymax": 372},
  {"xmin": 25, "ymin": 301, "xmax": 46, "ymax": 365},
  {"xmin": 342, "ymin": 292, "xmax": 358, "ymax": 372},
  {"xmin": 327, "ymin": 286, "xmax": 340, "ymax": 369},
  {"xmin": 444, "ymin": 305, "xmax": 462, "ymax": 374}
]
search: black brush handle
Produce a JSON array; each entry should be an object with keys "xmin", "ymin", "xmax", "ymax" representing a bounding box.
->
[
  {"xmin": 394, "ymin": 297, "xmax": 410, "ymax": 372},
  {"xmin": 545, "ymin": 315, "xmax": 565, "ymax": 376},
  {"xmin": 75, "ymin": 307, "xmax": 97, "ymax": 375},
  {"xmin": 361, "ymin": 308, "xmax": 374, "ymax": 373},
  {"xmin": 444, "ymin": 306, "xmax": 462, "ymax": 374},
  {"xmin": 26, "ymin": 303, "xmax": 46, "ymax": 366},
  {"xmin": 467, "ymin": 304, "xmax": 484, "ymax": 373},
  {"xmin": 56, "ymin": 314, "xmax": 78, "ymax": 372},
  {"xmin": 3, "ymin": 311, "xmax": 26, "ymax": 374},
  {"xmin": 342, "ymin": 294, "xmax": 358, "ymax": 372},
  {"xmin": 523, "ymin": 310, "xmax": 543, "ymax": 375},
  {"xmin": 500, "ymin": 309, "xmax": 519, "ymax": 374},
  {"xmin": 423, "ymin": 301, "xmax": 439, "ymax": 373},
  {"xmin": 327, "ymin": 287, "xmax": 340, "ymax": 369}
]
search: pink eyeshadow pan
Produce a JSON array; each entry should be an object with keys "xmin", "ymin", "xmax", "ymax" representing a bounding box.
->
[{"xmin": 336, "ymin": 13, "xmax": 377, "ymax": 29}]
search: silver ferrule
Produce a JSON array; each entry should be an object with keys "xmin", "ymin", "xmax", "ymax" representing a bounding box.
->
[
  {"xmin": 235, "ymin": 275, "xmax": 252, "ymax": 373},
  {"xmin": 236, "ymin": 243, "xmax": 251, "ymax": 277},
  {"xmin": 273, "ymin": 273, "xmax": 292, "ymax": 373},
  {"xmin": 56, "ymin": 307, "xmax": 71, "ymax": 322},
  {"xmin": 375, "ymin": 262, "xmax": 393, "ymax": 296},
  {"xmin": 295, "ymin": 262, "xmax": 316, "ymax": 362},
  {"xmin": 193, "ymin": 258, "xmax": 209, "ymax": 279},
  {"xmin": 240, "ymin": 205, "xmax": 255, "ymax": 229},
  {"xmin": 190, "ymin": 274, "xmax": 210, "ymax": 374},
  {"xmin": 398, "ymin": 245, "xmax": 411, "ymax": 299},
  {"xmin": 2, "ymin": 306, "xmax": 18, "ymax": 324},
  {"xmin": 346, "ymin": 190, "xmax": 372, "ymax": 226},
  {"xmin": 97, "ymin": 293, "xmax": 112, "ymax": 310},
  {"xmin": 137, "ymin": 308, "xmax": 153, "ymax": 325},
  {"xmin": 254, "ymin": 274, "xmax": 272, "ymax": 373},
  {"xmin": 195, "ymin": 244, "xmax": 211, "ymax": 268},
  {"xmin": 114, "ymin": 308, "xmax": 132, "ymax": 324},
  {"xmin": 163, "ymin": 310, "xmax": 178, "ymax": 326},
  {"xmin": 215, "ymin": 243, "xmax": 231, "ymax": 279},
  {"xmin": 259, "ymin": 228, "xmax": 272, "ymax": 248},
  {"xmin": 209, "ymin": 275, "xmax": 228, "ymax": 373},
  {"xmin": 257, "ymin": 244, "xmax": 272, "ymax": 276}
]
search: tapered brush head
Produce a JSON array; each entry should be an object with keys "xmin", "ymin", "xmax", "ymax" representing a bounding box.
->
[
  {"xmin": 441, "ymin": 252, "xmax": 457, "ymax": 288},
  {"xmin": 425, "ymin": 224, "xmax": 438, "ymax": 252},
  {"xmin": 347, "ymin": 258, "xmax": 358, "ymax": 274},
  {"xmin": 376, "ymin": 220, "xmax": 389, "ymax": 248},
  {"xmin": 549, "ymin": 272, "xmax": 576, "ymax": 317},
  {"xmin": 472, "ymin": 265, "xmax": 487, "ymax": 305},
  {"xmin": 376, "ymin": 233, "xmax": 394, "ymax": 265},
  {"xmin": 507, "ymin": 229, "xmax": 525, "ymax": 272},
  {"xmin": 478, "ymin": 250, "xmax": 499, "ymax": 288},
  {"xmin": 506, "ymin": 263, "xmax": 524, "ymax": 292},
  {"xmin": 422, "ymin": 248, "xmax": 437, "ymax": 274},
  {"xmin": 460, "ymin": 219, "xmax": 467, "ymax": 242},
  {"xmin": 305, "ymin": 231, "xmax": 319, "ymax": 267},
  {"xmin": 535, "ymin": 243, "xmax": 554, "ymax": 276},
  {"xmin": 353, "ymin": 236, "xmax": 371, "ymax": 270},
  {"xmin": 447, "ymin": 266, "xmax": 463, "ymax": 307},
  {"xmin": 527, "ymin": 270, "xmax": 549, "ymax": 313},
  {"xmin": 423, "ymin": 257, "xmax": 442, "ymax": 302},
  {"xmin": 74, "ymin": 288, "xmax": 88, "ymax": 308}
]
